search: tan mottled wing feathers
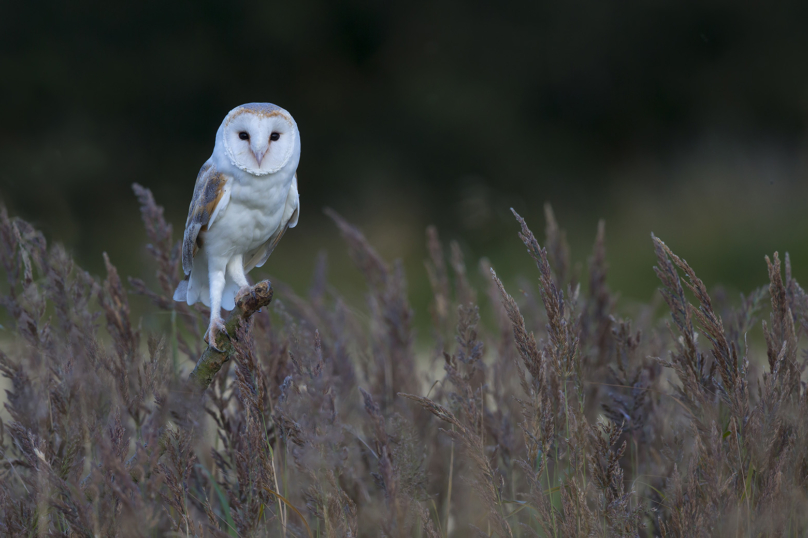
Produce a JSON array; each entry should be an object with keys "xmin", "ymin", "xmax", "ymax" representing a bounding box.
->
[{"xmin": 181, "ymin": 161, "xmax": 231, "ymax": 274}]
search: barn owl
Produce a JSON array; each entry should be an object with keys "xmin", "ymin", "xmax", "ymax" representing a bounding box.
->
[{"xmin": 173, "ymin": 103, "xmax": 300, "ymax": 349}]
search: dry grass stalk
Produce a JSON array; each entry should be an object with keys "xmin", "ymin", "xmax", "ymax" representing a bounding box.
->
[{"xmin": 1, "ymin": 186, "xmax": 808, "ymax": 536}]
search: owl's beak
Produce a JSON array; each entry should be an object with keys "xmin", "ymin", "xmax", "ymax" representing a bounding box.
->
[{"xmin": 252, "ymin": 147, "xmax": 268, "ymax": 166}]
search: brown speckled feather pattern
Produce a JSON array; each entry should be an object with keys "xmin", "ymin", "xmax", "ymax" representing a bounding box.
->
[
  {"xmin": 182, "ymin": 161, "xmax": 228, "ymax": 274},
  {"xmin": 222, "ymin": 103, "xmax": 288, "ymax": 130},
  {"xmin": 236, "ymin": 102, "xmax": 285, "ymax": 117}
]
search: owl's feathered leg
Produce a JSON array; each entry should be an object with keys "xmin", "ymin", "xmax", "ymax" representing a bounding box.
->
[
  {"xmin": 227, "ymin": 254, "xmax": 255, "ymax": 300},
  {"xmin": 205, "ymin": 262, "xmax": 228, "ymax": 352}
]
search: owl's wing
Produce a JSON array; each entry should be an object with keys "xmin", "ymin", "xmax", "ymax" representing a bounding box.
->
[
  {"xmin": 181, "ymin": 161, "xmax": 232, "ymax": 274},
  {"xmin": 244, "ymin": 173, "xmax": 300, "ymax": 272}
]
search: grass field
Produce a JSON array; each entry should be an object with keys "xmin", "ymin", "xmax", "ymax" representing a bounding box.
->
[{"xmin": 1, "ymin": 184, "xmax": 808, "ymax": 537}]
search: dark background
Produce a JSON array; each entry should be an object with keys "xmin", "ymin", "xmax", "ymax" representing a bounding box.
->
[{"xmin": 3, "ymin": 0, "xmax": 808, "ymax": 326}]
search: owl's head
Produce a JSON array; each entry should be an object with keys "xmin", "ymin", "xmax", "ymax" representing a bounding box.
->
[{"xmin": 219, "ymin": 103, "xmax": 299, "ymax": 176}]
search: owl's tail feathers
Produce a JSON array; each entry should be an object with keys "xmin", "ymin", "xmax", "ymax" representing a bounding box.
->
[
  {"xmin": 177, "ymin": 269, "xmax": 211, "ymax": 308},
  {"xmin": 173, "ymin": 267, "xmax": 237, "ymax": 311},
  {"xmin": 173, "ymin": 278, "xmax": 189, "ymax": 302},
  {"xmin": 221, "ymin": 280, "xmax": 239, "ymax": 311}
]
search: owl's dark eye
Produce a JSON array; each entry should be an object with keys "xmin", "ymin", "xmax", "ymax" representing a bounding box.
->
[
  {"xmin": 238, "ymin": 132, "xmax": 249, "ymax": 140},
  {"xmin": 270, "ymin": 132, "xmax": 280, "ymax": 141}
]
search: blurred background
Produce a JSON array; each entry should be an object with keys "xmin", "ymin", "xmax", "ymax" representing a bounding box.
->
[{"xmin": 3, "ymin": 0, "xmax": 808, "ymax": 331}]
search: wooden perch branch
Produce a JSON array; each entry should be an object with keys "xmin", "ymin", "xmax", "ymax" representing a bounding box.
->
[{"xmin": 188, "ymin": 280, "xmax": 273, "ymax": 391}]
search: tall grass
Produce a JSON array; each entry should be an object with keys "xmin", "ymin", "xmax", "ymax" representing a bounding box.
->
[{"xmin": 1, "ymin": 186, "xmax": 807, "ymax": 537}]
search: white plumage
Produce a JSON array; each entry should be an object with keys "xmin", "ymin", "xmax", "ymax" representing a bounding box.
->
[{"xmin": 173, "ymin": 103, "xmax": 300, "ymax": 347}]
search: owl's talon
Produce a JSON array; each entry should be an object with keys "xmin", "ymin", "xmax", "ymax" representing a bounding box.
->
[{"xmin": 204, "ymin": 318, "xmax": 229, "ymax": 352}]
